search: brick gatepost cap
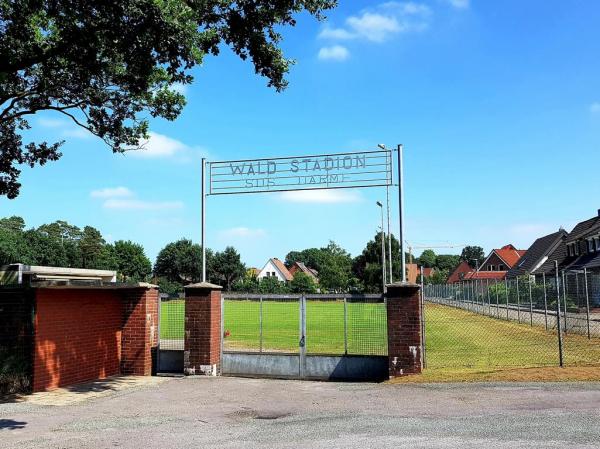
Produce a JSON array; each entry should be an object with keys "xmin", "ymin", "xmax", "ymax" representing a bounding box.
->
[
  {"xmin": 184, "ymin": 282, "xmax": 223, "ymax": 290},
  {"xmin": 386, "ymin": 282, "xmax": 420, "ymax": 293}
]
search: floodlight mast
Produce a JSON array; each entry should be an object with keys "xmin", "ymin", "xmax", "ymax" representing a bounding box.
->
[{"xmin": 379, "ymin": 144, "xmax": 406, "ymax": 283}]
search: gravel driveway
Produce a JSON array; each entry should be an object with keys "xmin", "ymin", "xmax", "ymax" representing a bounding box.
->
[{"xmin": 1, "ymin": 377, "xmax": 600, "ymax": 449}]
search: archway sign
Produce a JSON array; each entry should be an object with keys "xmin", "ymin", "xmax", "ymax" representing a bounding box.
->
[{"xmin": 201, "ymin": 146, "xmax": 405, "ymax": 283}]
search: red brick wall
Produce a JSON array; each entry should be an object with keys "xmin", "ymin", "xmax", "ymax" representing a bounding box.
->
[
  {"xmin": 386, "ymin": 284, "xmax": 423, "ymax": 378},
  {"xmin": 33, "ymin": 289, "xmax": 123, "ymax": 392},
  {"xmin": 184, "ymin": 287, "xmax": 222, "ymax": 375},
  {"xmin": 121, "ymin": 288, "xmax": 159, "ymax": 376}
]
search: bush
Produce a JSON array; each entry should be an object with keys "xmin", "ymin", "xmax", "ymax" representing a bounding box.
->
[{"xmin": 0, "ymin": 349, "xmax": 31, "ymax": 396}]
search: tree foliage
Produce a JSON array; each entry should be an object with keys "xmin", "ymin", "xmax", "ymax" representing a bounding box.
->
[
  {"xmin": 418, "ymin": 249, "xmax": 437, "ymax": 268},
  {"xmin": 290, "ymin": 271, "xmax": 317, "ymax": 294},
  {"xmin": 114, "ymin": 240, "xmax": 152, "ymax": 281},
  {"xmin": 0, "ymin": 0, "xmax": 336, "ymax": 198},
  {"xmin": 0, "ymin": 216, "xmax": 151, "ymax": 279},
  {"xmin": 153, "ymin": 238, "xmax": 212, "ymax": 285},
  {"xmin": 213, "ymin": 246, "xmax": 246, "ymax": 291},
  {"xmin": 460, "ymin": 246, "xmax": 485, "ymax": 267}
]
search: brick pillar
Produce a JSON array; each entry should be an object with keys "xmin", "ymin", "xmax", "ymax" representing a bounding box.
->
[
  {"xmin": 184, "ymin": 282, "xmax": 222, "ymax": 376},
  {"xmin": 121, "ymin": 285, "xmax": 159, "ymax": 376},
  {"xmin": 386, "ymin": 283, "xmax": 423, "ymax": 378}
]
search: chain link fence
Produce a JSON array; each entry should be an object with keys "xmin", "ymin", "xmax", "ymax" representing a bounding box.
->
[
  {"xmin": 423, "ymin": 271, "xmax": 600, "ymax": 370},
  {"xmin": 159, "ymin": 296, "xmax": 184, "ymax": 350}
]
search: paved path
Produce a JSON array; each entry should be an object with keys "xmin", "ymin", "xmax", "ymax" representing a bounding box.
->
[{"xmin": 2, "ymin": 377, "xmax": 600, "ymax": 448}]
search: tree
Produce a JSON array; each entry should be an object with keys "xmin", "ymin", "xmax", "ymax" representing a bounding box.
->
[
  {"xmin": 78, "ymin": 226, "xmax": 105, "ymax": 268},
  {"xmin": 460, "ymin": 246, "xmax": 485, "ymax": 268},
  {"xmin": 114, "ymin": 240, "xmax": 152, "ymax": 282},
  {"xmin": 352, "ymin": 233, "xmax": 402, "ymax": 293},
  {"xmin": 290, "ymin": 271, "xmax": 317, "ymax": 294},
  {"xmin": 0, "ymin": 216, "xmax": 25, "ymax": 232},
  {"xmin": 435, "ymin": 254, "xmax": 461, "ymax": 272},
  {"xmin": 232, "ymin": 269, "xmax": 260, "ymax": 293},
  {"xmin": 418, "ymin": 249, "xmax": 437, "ymax": 268},
  {"xmin": 213, "ymin": 246, "xmax": 245, "ymax": 291},
  {"xmin": 0, "ymin": 0, "xmax": 336, "ymax": 198},
  {"xmin": 258, "ymin": 276, "xmax": 289, "ymax": 294},
  {"xmin": 154, "ymin": 239, "xmax": 212, "ymax": 284}
]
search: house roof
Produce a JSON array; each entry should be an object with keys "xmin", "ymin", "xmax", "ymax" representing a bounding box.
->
[
  {"xmin": 463, "ymin": 271, "xmax": 507, "ymax": 280},
  {"xmin": 533, "ymin": 212, "xmax": 600, "ymax": 275},
  {"xmin": 480, "ymin": 244, "xmax": 526, "ymax": 270},
  {"xmin": 271, "ymin": 258, "xmax": 293, "ymax": 282},
  {"xmin": 291, "ymin": 261, "xmax": 319, "ymax": 281},
  {"xmin": 447, "ymin": 261, "xmax": 473, "ymax": 284},
  {"xmin": 506, "ymin": 230, "xmax": 567, "ymax": 278}
]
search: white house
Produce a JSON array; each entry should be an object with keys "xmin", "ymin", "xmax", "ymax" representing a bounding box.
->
[{"xmin": 257, "ymin": 258, "xmax": 293, "ymax": 283}]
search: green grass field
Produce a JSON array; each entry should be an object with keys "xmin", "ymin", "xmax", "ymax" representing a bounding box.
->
[{"xmin": 160, "ymin": 299, "xmax": 600, "ymax": 369}]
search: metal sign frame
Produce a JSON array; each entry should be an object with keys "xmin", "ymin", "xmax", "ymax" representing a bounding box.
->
[{"xmin": 200, "ymin": 146, "xmax": 406, "ymax": 283}]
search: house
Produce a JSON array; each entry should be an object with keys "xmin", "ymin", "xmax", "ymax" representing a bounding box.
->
[
  {"xmin": 419, "ymin": 267, "xmax": 435, "ymax": 278},
  {"xmin": 533, "ymin": 210, "xmax": 600, "ymax": 276},
  {"xmin": 506, "ymin": 229, "xmax": 568, "ymax": 278},
  {"xmin": 447, "ymin": 261, "xmax": 473, "ymax": 284},
  {"xmin": 257, "ymin": 258, "xmax": 293, "ymax": 282},
  {"xmin": 480, "ymin": 244, "xmax": 527, "ymax": 272},
  {"xmin": 406, "ymin": 263, "xmax": 419, "ymax": 284},
  {"xmin": 288, "ymin": 261, "xmax": 319, "ymax": 283},
  {"xmin": 460, "ymin": 244, "xmax": 527, "ymax": 282}
]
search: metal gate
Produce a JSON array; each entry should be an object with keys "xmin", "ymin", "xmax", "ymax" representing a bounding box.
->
[
  {"xmin": 221, "ymin": 293, "xmax": 388, "ymax": 381},
  {"xmin": 157, "ymin": 295, "xmax": 185, "ymax": 373}
]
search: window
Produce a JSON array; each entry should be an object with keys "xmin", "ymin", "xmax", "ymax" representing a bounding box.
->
[
  {"xmin": 575, "ymin": 242, "xmax": 580, "ymax": 256},
  {"xmin": 488, "ymin": 265, "xmax": 495, "ymax": 271},
  {"xmin": 568, "ymin": 244, "xmax": 574, "ymax": 257},
  {"xmin": 498, "ymin": 264, "xmax": 506, "ymax": 271},
  {"xmin": 589, "ymin": 239, "xmax": 596, "ymax": 253},
  {"xmin": 596, "ymin": 236, "xmax": 600, "ymax": 251}
]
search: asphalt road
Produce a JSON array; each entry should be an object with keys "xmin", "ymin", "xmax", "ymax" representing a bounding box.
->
[{"xmin": 2, "ymin": 377, "xmax": 600, "ymax": 449}]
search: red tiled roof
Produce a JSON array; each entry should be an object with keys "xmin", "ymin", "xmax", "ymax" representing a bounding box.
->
[
  {"xmin": 464, "ymin": 271, "xmax": 507, "ymax": 280},
  {"xmin": 447, "ymin": 261, "xmax": 472, "ymax": 284},
  {"xmin": 419, "ymin": 267, "xmax": 435, "ymax": 277},
  {"xmin": 486, "ymin": 244, "xmax": 527, "ymax": 269},
  {"xmin": 272, "ymin": 258, "xmax": 293, "ymax": 282}
]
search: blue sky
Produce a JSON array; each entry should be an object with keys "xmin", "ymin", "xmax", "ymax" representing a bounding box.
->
[{"xmin": 3, "ymin": 0, "xmax": 600, "ymax": 267}]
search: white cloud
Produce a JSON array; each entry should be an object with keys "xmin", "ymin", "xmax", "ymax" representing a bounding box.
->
[
  {"xmin": 590, "ymin": 102, "xmax": 600, "ymax": 113},
  {"xmin": 38, "ymin": 117, "xmax": 92, "ymax": 139},
  {"xmin": 318, "ymin": 45, "xmax": 350, "ymax": 61},
  {"xmin": 446, "ymin": 0, "xmax": 470, "ymax": 9},
  {"xmin": 318, "ymin": 2, "xmax": 431, "ymax": 44},
  {"xmin": 90, "ymin": 187, "xmax": 133, "ymax": 199},
  {"xmin": 129, "ymin": 131, "xmax": 190, "ymax": 158},
  {"xmin": 102, "ymin": 199, "xmax": 184, "ymax": 211},
  {"xmin": 218, "ymin": 227, "xmax": 267, "ymax": 239},
  {"xmin": 38, "ymin": 118, "xmax": 67, "ymax": 128},
  {"xmin": 279, "ymin": 190, "xmax": 362, "ymax": 204}
]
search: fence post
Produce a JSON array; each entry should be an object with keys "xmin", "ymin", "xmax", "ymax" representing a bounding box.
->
[
  {"xmin": 584, "ymin": 268, "xmax": 591, "ymax": 339},
  {"xmin": 420, "ymin": 273, "xmax": 426, "ymax": 369},
  {"xmin": 562, "ymin": 271, "xmax": 568, "ymax": 334},
  {"xmin": 516, "ymin": 277, "xmax": 521, "ymax": 323},
  {"xmin": 495, "ymin": 280, "xmax": 500, "ymax": 318},
  {"xmin": 299, "ymin": 294, "xmax": 306, "ymax": 379},
  {"xmin": 528, "ymin": 277, "xmax": 534, "ymax": 327},
  {"xmin": 505, "ymin": 278, "xmax": 510, "ymax": 320},
  {"xmin": 259, "ymin": 296, "xmax": 263, "ymax": 353},
  {"xmin": 343, "ymin": 296, "xmax": 348, "ymax": 355},
  {"xmin": 542, "ymin": 272, "xmax": 548, "ymax": 331},
  {"xmin": 554, "ymin": 262, "xmax": 564, "ymax": 367}
]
